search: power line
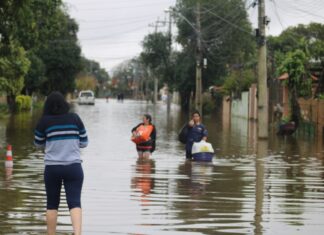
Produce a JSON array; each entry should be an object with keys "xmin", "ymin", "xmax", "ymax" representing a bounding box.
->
[
  {"xmin": 73, "ymin": 2, "xmax": 173, "ymax": 11},
  {"xmin": 79, "ymin": 14, "xmax": 158, "ymax": 24},
  {"xmin": 82, "ymin": 40, "xmax": 141, "ymax": 46},
  {"xmin": 88, "ymin": 56, "xmax": 134, "ymax": 61},
  {"xmin": 279, "ymin": 0, "xmax": 324, "ymax": 21},
  {"xmin": 202, "ymin": 7, "xmax": 254, "ymax": 35},
  {"xmin": 270, "ymin": 0, "xmax": 285, "ymax": 30},
  {"xmin": 82, "ymin": 25, "xmax": 148, "ymax": 41},
  {"xmin": 68, "ymin": 0, "xmax": 172, "ymax": 7},
  {"xmin": 201, "ymin": 7, "xmax": 248, "ymax": 34},
  {"xmin": 81, "ymin": 18, "xmax": 155, "ymax": 31}
]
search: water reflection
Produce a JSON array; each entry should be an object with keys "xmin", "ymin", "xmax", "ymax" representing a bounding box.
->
[
  {"xmin": 0, "ymin": 100, "xmax": 324, "ymax": 234},
  {"xmin": 254, "ymin": 139, "xmax": 267, "ymax": 235},
  {"xmin": 178, "ymin": 161, "xmax": 213, "ymax": 197},
  {"xmin": 174, "ymin": 159, "xmax": 251, "ymax": 234},
  {"xmin": 131, "ymin": 157, "xmax": 155, "ymax": 206}
]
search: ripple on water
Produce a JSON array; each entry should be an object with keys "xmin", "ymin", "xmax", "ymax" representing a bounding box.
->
[{"xmin": 1, "ymin": 100, "xmax": 324, "ymax": 234}]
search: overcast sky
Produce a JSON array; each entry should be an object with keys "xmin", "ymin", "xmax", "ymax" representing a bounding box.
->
[{"xmin": 64, "ymin": 0, "xmax": 324, "ymax": 74}]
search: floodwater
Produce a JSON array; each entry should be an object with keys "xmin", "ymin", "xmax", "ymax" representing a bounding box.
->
[{"xmin": 1, "ymin": 99, "xmax": 324, "ymax": 234}]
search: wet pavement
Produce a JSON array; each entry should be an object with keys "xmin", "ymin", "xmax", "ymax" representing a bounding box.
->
[{"xmin": 1, "ymin": 99, "xmax": 324, "ymax": 234}]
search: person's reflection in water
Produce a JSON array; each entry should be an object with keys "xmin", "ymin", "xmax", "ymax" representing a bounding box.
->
[
  {"xmin": 131, "ymin": 157, "xmax": 155, "ymax": 206},
  {"xmin": 180, "ymin": 160, "xmax": 213, "ymax": 197}
]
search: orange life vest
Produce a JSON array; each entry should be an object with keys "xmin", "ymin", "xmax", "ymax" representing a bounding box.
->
[{"xmin": 131, "ymin": 124, "xmax": 154, "ymax": 144}]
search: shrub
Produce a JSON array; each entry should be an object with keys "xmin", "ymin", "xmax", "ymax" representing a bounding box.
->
[
  {"xmin": 15, "ymin": 95, "xmax": 32, "ymax": 112},
  {"xmin": 0, "ymin": 103, "xmax": 9, "ymax": 116},
  {"xmin": 318, "ymin": 93, "xmax": 324, "ymax": 100},
  {"xmin": 202, "ymin": 93, "xmax": 216, "ymax": 114}
]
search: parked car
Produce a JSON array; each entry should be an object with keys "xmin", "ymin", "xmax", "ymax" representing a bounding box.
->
[{"xmin": 78, "ymin": 90, "xmax": 95, "ymax": 105}]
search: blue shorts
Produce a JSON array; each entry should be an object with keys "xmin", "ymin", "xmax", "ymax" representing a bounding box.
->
[{"xmin": 44, "ymin": 163, "xmax": 84, "ymax": 210}]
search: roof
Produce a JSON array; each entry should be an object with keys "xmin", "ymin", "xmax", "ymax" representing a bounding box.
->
[{"xmin": 277, "ymin": 72, "xmax": 318, "ymax": 81}]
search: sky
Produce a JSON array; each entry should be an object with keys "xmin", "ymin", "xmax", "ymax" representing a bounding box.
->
[{"xmin": 64, "ymin": 0, "xmax": 324, "ymax": 74}]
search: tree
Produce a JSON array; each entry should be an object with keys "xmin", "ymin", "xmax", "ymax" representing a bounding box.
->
[
  {"xmin": 75, "ymin": 75, "xmax": 97, "ymax": 91},
  {"xmin": 222, "ymin": 68, "xmax": 256, "ymax": 97},
  {"xmin": 174, "ymin": 0, "xmax": 255, "ymax": 108},
  {"xmin": 0, "ymin": 40, "xmax": 30, "ymax": 110},
  {"xmin": 268, "ymin": 23, "xmax": 324, "ymax": 95},
  {"xmin": 24, "ymin": 51, "xmax": 46, "ymax": 95},
  {"xmin": 80, "ymin": 58, "xmax": 110, "ymax": 85},
  {"xmin": 0, "ymin": 0, "xmax": 83, "ymax": 98},
  {"xmin": 37, "ymin": 12, "xmax": 82, "ymax": 95},
  {"xmin": 140, "ymin": 32, "xmax": 171, "ymax": 83},
  {"xmin": 278, "ymin": 50, "xmax": 310, "ymax": 123},
  {"xmin": 40, "ymin": 38, "xmax": 81, "ymax": 95}
]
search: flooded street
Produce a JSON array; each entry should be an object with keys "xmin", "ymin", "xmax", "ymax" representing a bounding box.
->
[{"xmin": 1, "ymin": 99, "xmax": 324, "ymax": 234}]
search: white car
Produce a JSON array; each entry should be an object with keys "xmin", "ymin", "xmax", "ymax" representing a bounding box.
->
[{"xmin": 78, "ymin": 90, "xmax": 95, "ymax": 105}]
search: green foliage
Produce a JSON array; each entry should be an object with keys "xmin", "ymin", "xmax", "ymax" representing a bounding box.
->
[
  {"xmin": 80, "ymin": 58, "xmax": 110, "ymax": 84},
  {"xmin": 222, "ymin": 69, "xmax": 256, "ymax": 96},
  {"xmin": 40, "ymin": 37, "xmax": 81, "ymax": 95},
  {"xmin": 141, "ymin": 32, "xmax": 170, "ymax": 71},
  {"xmin": 202, "ymin": 94, "xmax": 216, "ymax": 114},
  {"xmin": 176, "ymin": 0, "xmax": 256, "ymax": 108},
  {"xmin": 15, "ymin": 95, "xmax": 32, "ymax": 112},
  {"xmin": 0, "ymin": 103, "xmax": 9, "ymax": 115},
  {"xmin": 140, "ymin": 32, "xmax": 172, "ymax": 90},
  {"xmin": 24, "ymin": 51, "xmax": 46, "ymax": 94},
  {"xmin": 0, "ymin": 0, "xmax": 85, "ymax": 97},
  {"xmin": 175, "ymin": 0, "xmax": 256, "ymax": 88},
  {"xmin": 76, "ymin": 75, "xmax": 97, "ymax": 91},
  {"xmin": 268, "ymin": 23, "xmax": 324, "ymax": 94},
  {"xmin": 136, "ymin": 0, "xmax": 256, "ymax": 109},
  {"xmin": 0, "ymin": 78, "xmax": 9, "ymax": 91},
  {"xmin": 0, "ymin": 40, "xmax": 30, "ymax": 95},
  {"xmin": 110, "ymin": 58, "xmax": 148, "ymax": 96},
  {"xmin": 278, "ymin": 49, "xmax": 311, "ymax": 97},
  {"xmin": 317, "ymin": 93, "xmax": 324, "ymax": 100}
]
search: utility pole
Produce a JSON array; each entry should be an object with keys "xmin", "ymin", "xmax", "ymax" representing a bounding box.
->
[
  {"xmin": 257, "ymin": 0, "xmax": 268, "ymax": 138},
  {"xmin": 149, "ymin": 18, "xmax": 164, "ymax": 104},
  {"xmin": 164, "ymin": 8, "xmax": 173, "ymax": 112},
  {"xmin": 153, "ymin": 20, "xmax": 159, "ymax": 104},
  {"xmin": 195, "ymin": 1, "xmax": 203, "ymax": 115}
]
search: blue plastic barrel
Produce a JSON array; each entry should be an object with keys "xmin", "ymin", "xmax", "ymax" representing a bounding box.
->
[{"xmin": 192, "ymin": 152, "xmax": 213, "ymax": 162}]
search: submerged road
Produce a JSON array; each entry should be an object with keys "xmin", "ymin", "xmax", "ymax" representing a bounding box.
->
[{"xmin": 1, "ymin": 99, "xmax": 324, "ymax": 234}]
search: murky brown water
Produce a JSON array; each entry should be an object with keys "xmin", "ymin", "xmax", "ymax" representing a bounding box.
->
[{"xmin": 1, "ymin": 99, "xmax": 324, "ymax": 234}]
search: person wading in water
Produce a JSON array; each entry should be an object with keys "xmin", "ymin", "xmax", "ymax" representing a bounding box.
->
[
  {"xmin": 34, "ymin": 92, "xmax": 88, "ymax": 235},
  {"xmin": 131, "ymin": 114, "xmax": 156, "ymax": 158}
]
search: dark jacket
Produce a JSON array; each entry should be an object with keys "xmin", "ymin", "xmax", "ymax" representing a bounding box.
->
[{"xmin": 132, "ymin": 123, "xmax": 156, "ymax": 152}]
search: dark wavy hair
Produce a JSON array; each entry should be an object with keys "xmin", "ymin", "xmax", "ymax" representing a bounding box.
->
[
  {"xmin": 144, "ymin": 114, "xmax": 152, "ymax": 124},
  {"xmin": 191, "ymin": 110, "xmax": 201, "ymax": 117},
  {"xmin": 43, "ymin": 91, "xmax": 70, "ymax": 116}
]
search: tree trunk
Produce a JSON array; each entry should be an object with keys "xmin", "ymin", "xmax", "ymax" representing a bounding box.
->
[
  {"xmin": 6, "ymin": 94, "xmax": 16, "ymax": 112},
  {"xmin": 290, "ymin": 87, "xmax": 300, "ymax": 127},
  {"xmin": 180, "ymin": 91, "xmax": 190, "ymax": 111}
]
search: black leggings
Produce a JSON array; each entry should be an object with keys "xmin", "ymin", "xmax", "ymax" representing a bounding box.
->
[{"xmin": 44, "ymin": 163, "xmax": 84, "ymax": 210}]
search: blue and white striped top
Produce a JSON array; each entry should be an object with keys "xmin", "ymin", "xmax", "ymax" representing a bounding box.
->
[{"xmin": 34, "ymin": 113, "xmax": 88, "ymax": 165}]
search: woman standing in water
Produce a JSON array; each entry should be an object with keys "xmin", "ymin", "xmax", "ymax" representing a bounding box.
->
[
  {"xmin": 185, "ymin": 111, "xmax": 208, "ymax": 159},
  {"xmin": 131, "ymin": 114, "xmax": 156, "ymax": 158},
  {"xmin": 34, "ymin": 92, "xmax": 88, "ymax": 235}
]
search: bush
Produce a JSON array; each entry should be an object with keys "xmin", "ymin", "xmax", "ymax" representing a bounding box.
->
[
  {"xmin": 318, "ymin": 93, "xmax": 324, "ymax": 100},
  {"xmin": 202, "ymin": 93, "xmax": 216, "ymax": 114},
  {"xmin": 15, "ymin": 95, "xmax": 32, "ymax": 112},
  {"xmin": 0, "ymin": 103, "xmax": 9, "ymax": 116},
  {"xmin": 222, "ymin": 69, "xmax": 256, "ymax": 97}
]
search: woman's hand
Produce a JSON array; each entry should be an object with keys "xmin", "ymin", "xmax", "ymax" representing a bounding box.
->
[{"xmin": 188, "ymin": 120, "xmax": 194, "ymax": 127}]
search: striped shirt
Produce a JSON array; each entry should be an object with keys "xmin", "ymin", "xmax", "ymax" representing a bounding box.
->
[{"xmin": 34, "ymin": 113, "xmax": 88, "ymax": 165}]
